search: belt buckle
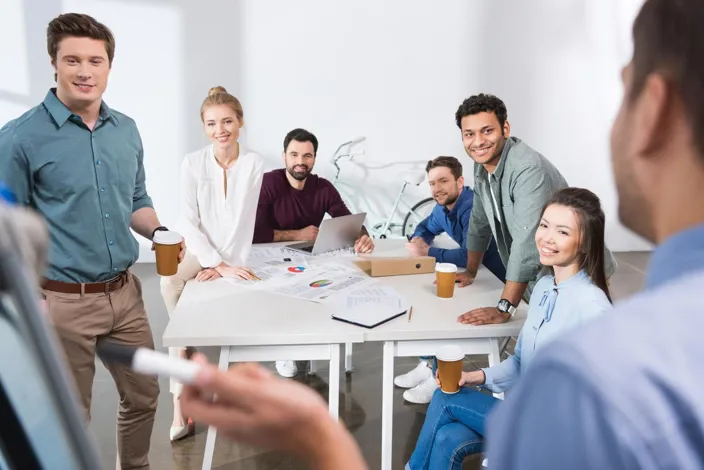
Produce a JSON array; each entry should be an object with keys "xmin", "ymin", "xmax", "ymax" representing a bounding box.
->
[{"xmin": 104, "ymin": 272, "xmax": 123, "ymax": 294}]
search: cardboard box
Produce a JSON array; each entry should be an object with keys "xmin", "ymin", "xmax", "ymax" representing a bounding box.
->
[{"xmin": 354, "ymin": 256, "xmax": 436, "ymax": 277}]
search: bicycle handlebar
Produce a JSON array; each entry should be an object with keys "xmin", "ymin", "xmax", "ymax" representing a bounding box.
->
[{"xmin": 329, "ymin": 136, "xmax": 366, "ymax": 164}]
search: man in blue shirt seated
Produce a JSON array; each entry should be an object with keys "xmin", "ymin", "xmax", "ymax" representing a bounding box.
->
[
  {"xmin": 406, "ymin": 156, "xmax": 505, "ymax": 280},
  {"xmin": 397, "ymin": 156, "xmax": 506, "ymax": 404}
]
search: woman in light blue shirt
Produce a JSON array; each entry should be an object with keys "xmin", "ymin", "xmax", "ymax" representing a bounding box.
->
[{"xmin": 406, "ymin": 187, "xmax": 614, "ymax": 470}]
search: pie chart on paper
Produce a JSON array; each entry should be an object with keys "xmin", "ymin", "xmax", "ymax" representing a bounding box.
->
[
  {"xmin": 288, "ymin": 266, "xmax": 306, "ymax": 273},
  {"xmin": 309, "ymin": 279, "xmax": 333, "ymax": 288}
]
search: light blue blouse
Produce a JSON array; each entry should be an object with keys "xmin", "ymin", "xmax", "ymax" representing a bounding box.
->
[{"xmin": 482, "ymin": 270, "xmax": 612, "ymax": 393}]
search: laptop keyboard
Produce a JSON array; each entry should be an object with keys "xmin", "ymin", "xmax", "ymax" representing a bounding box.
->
[{"xmin": 299, "ymin": 245, "xmax": 314, "ymax": 253}]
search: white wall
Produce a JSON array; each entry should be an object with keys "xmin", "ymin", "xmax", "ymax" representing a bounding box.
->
[{"xmin": 1, "ymin": 0, "xmax": 651, "ymax": 255}]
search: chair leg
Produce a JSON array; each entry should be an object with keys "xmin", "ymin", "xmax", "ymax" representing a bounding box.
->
[
  {"xmin": 308, "ymin": 360, "xmax": 318, "ymax": 376},
  {"xmin": 345, "ymin": 342, "xmax": 354, "ymax": 374}
]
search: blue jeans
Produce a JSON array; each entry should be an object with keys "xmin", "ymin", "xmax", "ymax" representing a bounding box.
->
[{"xmin": 406, "ymin": 387, "xmax": 499, "ymax": 470}]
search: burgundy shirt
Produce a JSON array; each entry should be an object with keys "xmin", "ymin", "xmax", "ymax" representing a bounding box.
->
[{"xmin": 253, "ymin": 169, "xmax": 352, "ymax": 243}]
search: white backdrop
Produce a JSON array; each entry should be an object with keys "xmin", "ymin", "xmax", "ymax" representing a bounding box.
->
[{"xmin": 0, "ymin": 0, "xmax": 651, "ymax": 261}]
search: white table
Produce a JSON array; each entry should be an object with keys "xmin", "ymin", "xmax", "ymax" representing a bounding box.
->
[
  {"xmin": 356, "ymin": 244, "xmax": 526, "ymax": 470},
  {"xmin": 162, "ymin": 273, "xmax": 366, "ymax": 470},
  {"xmin": 163, "ymin": 239, "xmax": 525, "ymax": 470}
]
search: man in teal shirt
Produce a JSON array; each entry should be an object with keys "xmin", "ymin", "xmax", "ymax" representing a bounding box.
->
[{"xmin": 0, "ymin": 13, "xmax": 183, "ymax": 469}]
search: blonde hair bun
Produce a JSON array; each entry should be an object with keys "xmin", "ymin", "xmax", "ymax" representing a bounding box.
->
[{"xmin": 208, "ymin": 86, "xmax": 228, "ymax": 98}]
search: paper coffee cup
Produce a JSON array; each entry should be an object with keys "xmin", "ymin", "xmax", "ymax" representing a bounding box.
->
[
  {"xmin": 436, "ymin": 263, "xmax": 457, "ymax": 298},
  {"xmin": 436, "ymin": 344, "xmax": 464, "ymax": 394},
  {"xmin": 153, "ymin": 231, "xmax": 182, "ymax": 276}
]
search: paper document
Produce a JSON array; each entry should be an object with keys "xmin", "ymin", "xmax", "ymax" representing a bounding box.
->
[
  {"xmin": 332, "ymin": 283, "xmax": 410, "ymax": 328},
  {"xmin": 249, "ymin": 246, "xmax": 285, "ymax": 259},
  {"xmin": 223, "ymin": 260, "xmax": 371, "ymax": 303}
]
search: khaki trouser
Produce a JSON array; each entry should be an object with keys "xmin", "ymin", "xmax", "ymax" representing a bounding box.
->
[
  {"xmin": 43, "ymin": 272, "xmax": 159, "ymax": 470},
  {"xmin": 159, "ymin": 251, "xmax": 203, "ymax": 397}
]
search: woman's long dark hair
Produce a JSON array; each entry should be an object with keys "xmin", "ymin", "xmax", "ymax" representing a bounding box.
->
[{"xmin": 542, "ymin": 187, "xmax": 612, "ymax": 303}]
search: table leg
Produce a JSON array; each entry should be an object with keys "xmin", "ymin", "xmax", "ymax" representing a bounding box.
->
[
  {"xmin": 345, "ymin": 342, "xmax": 354, "ymax": 373},
  {"xmin": 381, "ymin": 341, "xmax": 395, "ymax": 470},
  {"xmin": 329, "ymin": 344, "xmax": 340, "ymax": 420},
  {"xmin": 201, "ymin": 346, "xmax": 230, "ymax": 470},
  {"xmin": 488, "ymin": 339, "xmax": 504, "ymax": 400}
]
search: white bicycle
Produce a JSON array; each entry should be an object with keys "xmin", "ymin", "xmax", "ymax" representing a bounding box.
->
[{"xmin": 329, "ymin": 137, "xmax": 435, "ymax": 239}]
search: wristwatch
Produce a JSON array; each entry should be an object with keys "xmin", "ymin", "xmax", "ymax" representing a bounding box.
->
[
  {"xmin": 497, "ymin": 299, "xmax": 517, "ymax": 317},
  {"xmin": 151, "ymin": 225, "xmax": 169, "ymax": 240}
]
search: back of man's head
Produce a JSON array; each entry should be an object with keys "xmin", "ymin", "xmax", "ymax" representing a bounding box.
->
[
  {"xmin": 610, "ymin": 0, "xmax": 704, "ymax": 243},
  {"xmin": 630, "ymin": 0, "xmax": 704, "ymax": 158}
]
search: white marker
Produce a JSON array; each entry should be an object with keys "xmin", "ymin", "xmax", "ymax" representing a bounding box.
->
[{"xmin": 97, "ymin": 342, "xmax": 202, "ymax": 384}]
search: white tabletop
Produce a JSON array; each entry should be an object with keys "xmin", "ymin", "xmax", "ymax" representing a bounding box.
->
[{"xmin": 162, "ymin": 239, "xmax": 524, "ymax": 347}]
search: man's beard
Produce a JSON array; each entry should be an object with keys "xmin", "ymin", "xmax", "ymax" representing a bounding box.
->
[
  {"xmin": 287, "ymin": 166, "xmax": 310, "ymax": 181},
  {"xmin": 435, "ymin": 192, "xmax": 459, "ymax": 207}
]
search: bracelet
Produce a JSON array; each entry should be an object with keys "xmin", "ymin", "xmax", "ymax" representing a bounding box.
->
[{"xmin": 151, "ymin": 226, "xmax": 169, "ymax": 240}]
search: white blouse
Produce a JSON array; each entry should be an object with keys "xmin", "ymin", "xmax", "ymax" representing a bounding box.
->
[{"xmin": 176, "ymin": 144, "xmax": 264, "ymax": 268}]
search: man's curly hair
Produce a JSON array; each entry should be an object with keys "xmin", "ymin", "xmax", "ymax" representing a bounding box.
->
[{"xmin": 455, "ymin": 94, "xmax": 508, "ymax": 129}]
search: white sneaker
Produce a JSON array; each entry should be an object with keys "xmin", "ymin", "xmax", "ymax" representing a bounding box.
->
[
  {"xmin": 275, "ymin": 360, "xmax": 297, "ymax": 378},
  {"xmin": 394, "ymin": 361, "xmax": 432, "ymax": 389},
  {"xmin": 403, "ymin": 376, "xmax": 439, "ymax": 404}
]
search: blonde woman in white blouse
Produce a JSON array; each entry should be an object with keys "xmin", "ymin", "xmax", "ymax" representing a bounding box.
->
[{"xmin": 160, "ymin": 86, "xmax": 264, "ymax": 440}]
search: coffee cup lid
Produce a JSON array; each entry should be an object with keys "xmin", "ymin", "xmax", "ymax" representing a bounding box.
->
[
  {"xmin": 153, "ymin": 231, "xmax": 183, "ymax": 245},
  {"xmin": 435, "ymin": 263, "xmax": 457, "ymax": 273},
  {"xmin": 436, "ymin": 344, "xmax": 464, "ymax": 362}
]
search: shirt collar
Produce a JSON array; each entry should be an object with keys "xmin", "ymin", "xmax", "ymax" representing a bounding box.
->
[
  {"xmin": 645, "ymin": 223, "xmax": 704, "ymax": 290},
  {"xmin": 43, "ymin": 88, "xmax": 118, "ymax": 128}
]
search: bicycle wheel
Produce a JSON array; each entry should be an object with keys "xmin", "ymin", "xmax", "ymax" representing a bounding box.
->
[{"xmin": 402, "ymin": 197, "xmax": 435, "ymax": 237}]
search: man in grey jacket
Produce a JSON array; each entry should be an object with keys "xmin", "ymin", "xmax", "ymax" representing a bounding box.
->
[{"xmin": 455, "ymin": 94, "xmax": 615, "ymax": 326}]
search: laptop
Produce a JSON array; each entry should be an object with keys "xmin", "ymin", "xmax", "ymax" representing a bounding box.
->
[{"xmin": 287, "ymin": 212, "xmax": 367, "ymax": 255}]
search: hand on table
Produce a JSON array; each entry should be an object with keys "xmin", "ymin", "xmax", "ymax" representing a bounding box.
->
[
  {"xmin": 214, "ymin": 263, "xmax": 256, "ymax": 280},
  {"xmin": 455, "ymin": 269, "xmax": 475, "ymax": 287},
  {"xmin": 405, "ymin": 237, "xmax": 429, "ymax": 257},
  {"xmin": 433, "ymin": 269, "xmax": 475, "ymax": 286},
  {"xmin": 354, "ymin": 234, "xmax": 374, "ymax": 253},
  {"xmin": 457, "ymin": 307, "xmax": 510, "ymax": 325},
  {"xmin": 196, "ymin": 268, "xmax": 222, "ymax": 282}
]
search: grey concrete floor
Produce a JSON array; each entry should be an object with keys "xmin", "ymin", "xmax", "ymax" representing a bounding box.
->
[{"xmin": 87, "ymin": 252, "xmax": 649, "ymax": 470}]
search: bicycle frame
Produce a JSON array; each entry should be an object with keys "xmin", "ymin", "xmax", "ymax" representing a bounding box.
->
[{"xmin": 330, "ymin": 137, "xmax": 430, "ymax": 239}]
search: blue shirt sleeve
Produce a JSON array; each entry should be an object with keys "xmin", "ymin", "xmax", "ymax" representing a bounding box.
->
[
  {"xmin": 428, "ymin": 246, "xmax": 468, "ymax": 267},
  {"xmin": 131, "ymin": 126, "xmax": 153, "ymax": 212},
  {"xmin": 480, "ymin": 330, "xmax": 523, "ymax": 393},
  {"xmin": 485, "ymin": 346, "xmax": 642, "ymax": 470},
  {"xmin": 0, "ymin": 127, "xmax": 31, "ymax": 206},
  {"xmin": 412, "ymin": 208, "xmax": 442, "ymax": 243}
]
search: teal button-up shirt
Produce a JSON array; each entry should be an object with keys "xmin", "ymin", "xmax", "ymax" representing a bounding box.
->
[{"xmin": 0, "ymin": 89, "xmax": 153, "ymax": 282}]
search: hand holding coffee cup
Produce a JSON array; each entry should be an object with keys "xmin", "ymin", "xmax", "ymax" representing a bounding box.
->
[
  {"xmin": 435, "ymin": 263, "xmax": 457, "ymax": 298},
  {"xmin": 153, "ymin": 231, "xmax": 183, "ymax": 276},
  {"xmin": 436, "ymin": 345, "xmax": 465, "ymax": 394}
]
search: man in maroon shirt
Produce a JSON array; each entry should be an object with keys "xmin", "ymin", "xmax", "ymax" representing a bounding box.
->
[
  {"xmin": 253, "ymin": 128, "xmax": 374, "ymax": 252},
  {"xmin": 253, "ymin": 128, "xmax": 374, "ymax": 378}
]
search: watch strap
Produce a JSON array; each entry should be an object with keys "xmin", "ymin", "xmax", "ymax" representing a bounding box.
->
[{"xmin": 151, "ymin": 226, "xmax": 169, "ymax": 240}]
